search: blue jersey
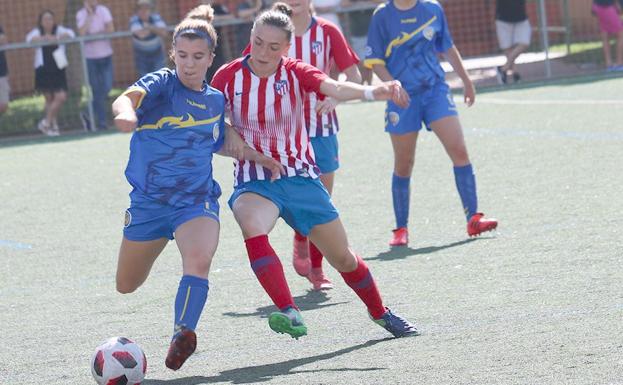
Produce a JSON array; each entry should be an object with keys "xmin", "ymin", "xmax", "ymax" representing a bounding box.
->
[
  {"xmin": 365, "ymin": 0, "xmax": 453, "ymax": 93},
  {"xmin": 124, "ymin": 68, "xmax": 225, "ymax": 207}
]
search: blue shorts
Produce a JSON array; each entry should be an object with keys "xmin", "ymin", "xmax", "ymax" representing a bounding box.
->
[
  {"xmin": 123, "ymin": 199, "xmax": 220, "ymax": 241},
  {"xmin": 310, "ymin": 134, "xmax": 339, "ymax": 174},
  {"xmin": 385, "ymin": 82, "xmax": 458, "ymax": 134},
  {"xmin": 228, "ymin": 176, "xmax": 339, "ymax": 236}
]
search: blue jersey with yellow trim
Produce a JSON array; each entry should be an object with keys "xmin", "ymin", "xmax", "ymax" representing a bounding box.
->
[
  {"xmin": 124, "ymin": 68, "xmax": 225, "ymax": 207},
  {"xmin": 365, "ymin": 0, "xmax": 453, "ymax": 92}
]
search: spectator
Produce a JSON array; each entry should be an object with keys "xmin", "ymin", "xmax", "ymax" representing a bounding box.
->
[
  {"xmin": 0, "ymin": 24, "xmax": 9, "ymax": 115},
  {"xmin": 312, "ymin": 0, "xmax": 343, "ymax": 29},
  {"xmin": 347, "ymin": 0, "xmax": 381, "ymax": 85},
  {"xmin": 495, "ymin": 0, "xmax": 531, "ymax": 84},
  {"xmin": 130, "ymin": 0, "xmax": 169, "ymax": 77},
  {"xmin": 26, "ymin": 10, "xmax": 75, "ymax": 136},
  {"xmin": 76, "ymin": 0, "xmax": 114, "ymax": 131},
  {"xmin": 592, "ymin": 0, "xmax": 623, "ymax": 71}
]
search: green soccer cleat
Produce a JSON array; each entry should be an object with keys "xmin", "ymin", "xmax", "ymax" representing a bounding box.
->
[{"xmin": 268, "ymin": 307, "xmax": 307, "ymax": 339}]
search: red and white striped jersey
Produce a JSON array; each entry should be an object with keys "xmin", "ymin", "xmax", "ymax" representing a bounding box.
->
[
  {"xmin": 243, "ymin": 17, "xmax": 359, "ymax": 137},
  {"xmin": 211, "ymin": 56, "xmax": 328, "ymax": 186}
]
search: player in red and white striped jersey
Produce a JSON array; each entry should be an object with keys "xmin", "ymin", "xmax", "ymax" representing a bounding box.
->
[
  {"xmin": 282, "ymin": 0, "xmax": 362, "ymax": 291},
  {"xmin": 211, "ymin": 4, "xmax": 419, "ymax": 340}
]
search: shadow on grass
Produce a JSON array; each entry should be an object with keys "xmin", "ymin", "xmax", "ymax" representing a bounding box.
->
[
  {"xmin": 222, "ymin": 290, "xmax": 348, "ymax": 319},
  {"xmin": 366, "ymin": 237, "xmax": 491, "ymax": 261},
  {"xmin": 143, "ymin": 338, "xmax": 388, "ymax": 384}
]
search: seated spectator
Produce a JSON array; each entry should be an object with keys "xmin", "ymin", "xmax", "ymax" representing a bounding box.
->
[
  {"xmin": 26, "ymin": 10, "xmax": 75, "ymax": 136},
  {"xmin": 495, "ymin": 0, "xmax": 531, "ymax": 84},
  {"xmin": 130, "ymin": 0, "xmax": 169, "ymax": 77},
  {"xmin": 0, "ymin": 24, "xmax": 9, "ymax": 115},
  {"xmin": 592, "ymin": 0, "xmax": 623, "ymax": 71},
  {"xmin": 76, "ymin": 0, "xmax": 114, "ymax": 131}
]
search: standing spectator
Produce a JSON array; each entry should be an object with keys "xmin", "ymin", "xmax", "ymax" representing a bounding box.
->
[
  {"xmin": 0, "ymin": 24, "xmax": 9, "ymax": 115},
  {"xmin": 77, "ymin": 0, "xmax": 114, "ymax": 131},
  {"xmin": 26, "ymin": 10, "xmax": 75, "ymax": 136},
  {"xmin": 130, "ymin": 0, "xmax": 169, "ymax": 77},
  {"xmin": 495, "ymin": 0, "xmax": 531, "ymax": 84},
  {"xmin": 592, "ymin": 0, "xmax": 623, "ymax": 71}
]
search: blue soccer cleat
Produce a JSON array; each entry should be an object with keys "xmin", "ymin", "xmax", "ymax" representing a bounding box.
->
[
  {"xmin": 372, "ymin": 308, "xmax": 420, "ymax": 338},
  {"xmin": 268, "ymin": 306, "xmax": 307, "ymax": 339}
]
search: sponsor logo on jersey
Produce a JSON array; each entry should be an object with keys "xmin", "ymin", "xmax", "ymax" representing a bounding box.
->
[
  {"xmin": 401, "ymin": 17, "xmax": 417, "ymax": 24},
  {"xmin": 311, "ymin": 41, "xmax": 323, "ymax": 55},
  {"xmin": 423, "ymin": 26, "xmax": 435, "ymax": 41},
  {"xmin": 274, "ymin": 80, "xmax": 289, "ymax": 96},
  {"xmin": 186, "ymin": 98, "xmax": 207, "ymax": 110},
  {"xmin": 124, "ymin": 210, "xmax": 132, "ymax": 228},
  {"xmin": 213, "ymin": 122, "xmax": 220, "ymax": 141},
  {"xmin": 389, "ymin": 111, "xmax": 400, "ymax": 126}
]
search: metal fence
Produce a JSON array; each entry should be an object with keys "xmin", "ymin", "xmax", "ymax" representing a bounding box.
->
[{"xmin": 0, "ymin": 0, "xmax": 619, "ymax": 137}]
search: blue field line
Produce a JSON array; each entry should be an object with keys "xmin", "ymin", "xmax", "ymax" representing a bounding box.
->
[
  {"xmin": 468, "ymin": 127, "xmax": 623, "ymax": 141},
  {"xmin": 0, "ymin": 239, "xmax": 33, "ymax": 250}
]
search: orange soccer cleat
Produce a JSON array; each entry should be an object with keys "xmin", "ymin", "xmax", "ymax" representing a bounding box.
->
[
  {"xmin": 467, "ymin": 213, "xmax": 498, "ymax": 236},
  {"xmin": 389, "ymin": 227, "xmax": 408, "ymax": 246}
]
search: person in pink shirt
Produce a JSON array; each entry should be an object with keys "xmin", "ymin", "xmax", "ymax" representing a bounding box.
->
[{"xmin": 76, "ymin": 0, "xmax": 115, "ymax": 130}]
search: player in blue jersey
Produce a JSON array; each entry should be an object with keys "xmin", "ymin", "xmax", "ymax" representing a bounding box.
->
[
  {"xmin": 111, "ymin": 5, "xmax": 281, "ymax": 371},
  {"xmin": 365, "ymin": 0, "xmax": 498, "ymax": 246}
]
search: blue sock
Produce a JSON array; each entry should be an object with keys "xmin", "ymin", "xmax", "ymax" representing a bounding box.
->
[
  {"xmin": 174, "ymin": 275, "xmax": 209, "ymax": 332},
  {"xmin": 453, "ymin": 164, "xmax": 478, "ymax": 221},
  {"xmin": 392, "ymin": 173, "xmax": 410, "ymax": 229}
]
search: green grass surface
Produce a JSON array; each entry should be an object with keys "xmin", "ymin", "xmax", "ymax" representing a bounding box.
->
[{"xmin": 1, "ymin": 78, "xmax": 622, "ymax": 384}]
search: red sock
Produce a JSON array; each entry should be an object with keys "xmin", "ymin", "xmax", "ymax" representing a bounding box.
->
[
  {"xmin": 340, "ymin": 255, "xmax": 386, "ymax": 319},
  {"xmin": 309, "ymin": 242, "xmax": 323, "ymax": 268},
  {"xmin": 294, "ymin": 231, "xmax": 307, "ymax": 242},
  {"xmin": 245, "ymin": 235, "xmax": 295, "ymax": 311}
]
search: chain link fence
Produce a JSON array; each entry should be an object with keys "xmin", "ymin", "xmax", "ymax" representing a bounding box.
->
[{"xmin": 0, "ymin": 0, "xmax": 619, "ymax": 137}]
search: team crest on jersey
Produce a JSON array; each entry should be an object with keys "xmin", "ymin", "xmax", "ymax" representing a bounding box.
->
[
  {"xmin": 124, "ymin": 210, "xmax": 132, "ymax": 228},
  {"xmin": 311, "ymin": 41, "xmax": 323, "ymax": 55},
  {"xmin": 388, "ymin": 111, "xmax": 400, "ymax": 126},
  {"xmin": 213, "ymin": 122, "xmax": 220, "ymax": 141},
  {"xmin": 274, "ymin": 80, "xmax": 289, "ymax": 96},
  {"xmin": 423, "ymin": 26, "xmax": 435, "ymax": 41}
]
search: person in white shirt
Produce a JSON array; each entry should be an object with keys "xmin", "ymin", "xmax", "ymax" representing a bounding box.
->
[{"xmin": 26, "ymin": 10, "xmax": 75, "ymax": 136}]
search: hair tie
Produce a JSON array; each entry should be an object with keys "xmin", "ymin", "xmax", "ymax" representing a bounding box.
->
[{"xmin": 174, "ymin": 28, "xmax": 214, "ymax": 49}]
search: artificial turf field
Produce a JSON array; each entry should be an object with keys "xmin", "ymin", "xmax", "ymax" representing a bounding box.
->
[{"xmin": 1, "ymin": 76, "xmax": 622, "ymax": 384}]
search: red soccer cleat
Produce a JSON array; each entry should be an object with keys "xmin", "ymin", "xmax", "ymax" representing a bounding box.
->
[
  {"xmin": 467, "ymin": 213, "xmax": 498, "ymax": 236},
  {"xmin": 165, "ymin": 326, "xmax": 196, "ymax": 371},
  {"xmin": 389, "ymin": 227, "xmax": 408, "ymax": 246},
  {"xmin": 307, "ymin": 267, "xmax": 333, "ymax": 291},
  {"xmin": 292, "ymin": 234, "xmax": 311, "ymax": 277}
]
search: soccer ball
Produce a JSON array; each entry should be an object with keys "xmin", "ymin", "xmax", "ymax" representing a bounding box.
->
[{"xmin": 90, "ymin": 337, "xmax": 147, "ymax": 385}]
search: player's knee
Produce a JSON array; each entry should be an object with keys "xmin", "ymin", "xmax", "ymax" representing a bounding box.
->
[
  {"xmin": 116, "ymin": 279, "xmax": 139, "ymax": 294},
  {"xmin": 394, "ymin": 158, "xmax": 414, "ymax": 176},
  {"xmin": 182, "ymin": 249, "xmax": 214, "ymax": 276},
  {"xmin": 329, "ymin": 250, "xmax": 358, "ymax": 272}
]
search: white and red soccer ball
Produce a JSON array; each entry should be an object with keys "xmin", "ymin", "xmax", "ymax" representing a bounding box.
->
[{"xmin": 90, "ymin": 337, "xmax": 146, "ymax": 385}]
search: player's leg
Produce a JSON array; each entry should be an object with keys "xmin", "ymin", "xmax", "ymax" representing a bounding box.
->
[
  {"xmin": 116, "ymin": 237, "xmax": 168, "ymax": 294},
  {"xmin": 232, "ymin": 190, "xmax": 304, "ymax": 338},
  {"xmin": 429, "ymin": 115, "xmax": 497, "ymax": 236},
  {"xmin": 165, "ymin": 215, "xmax": 219, "ymax": 370},
  {"xmin": 389, "ymin": 131, "xmax": 418, "ymax": 246},
  {"xmin": 308, "ymin": 218, "xmax": 419, "ymax": 338}
]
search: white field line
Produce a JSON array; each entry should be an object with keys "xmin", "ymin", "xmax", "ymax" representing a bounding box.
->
[{"xmin": 454, "ymin": 96, "xmax": 623, "ymax": 105}]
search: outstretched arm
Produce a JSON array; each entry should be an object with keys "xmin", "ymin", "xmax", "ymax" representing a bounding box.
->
[
  {"xmin": 112, "ymin": 92, "xmax": 141, "ymax": 132},
  {"xmin": 318, "ymin": 78, "xmax": 410, "ymax": 108}
]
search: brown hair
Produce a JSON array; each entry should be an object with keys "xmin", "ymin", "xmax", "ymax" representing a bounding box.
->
[
  {"xmin": 253, "ymin": 2, "xmax": 294, "ymax": 41},
  {"xmin": 172, "ymin": 4, "xmax": 218, "ymax": 51}
]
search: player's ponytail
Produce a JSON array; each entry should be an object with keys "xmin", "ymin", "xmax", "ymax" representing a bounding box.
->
[{"xmin": 172, "ymin": 4, "xmax": 218, "ymax": 51}]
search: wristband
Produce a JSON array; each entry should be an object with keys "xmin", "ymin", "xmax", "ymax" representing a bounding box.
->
[{"xmin": 363, "ymin": 86, "xmax": 375, "ymax": 101}]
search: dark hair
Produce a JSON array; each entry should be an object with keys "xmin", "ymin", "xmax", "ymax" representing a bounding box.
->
[
  {"xmin": 172, "ymin": 4, "xmax": 218, "ymax": 51},
  {"xmin": 37, "ymin": 10, "xmax": 57, "ymax": 35},
  {"xmin": 253, "ymin": 2, "xmax": 294, "ymax": 41}
]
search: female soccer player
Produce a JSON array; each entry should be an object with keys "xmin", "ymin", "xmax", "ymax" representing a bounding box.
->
[
  {"xmin": 278, "ymin": 0, "xmax": 362, "ymax": 291},
  {"xmin": 112, "ymin": 5, "xmax": 280, "ymax": 371},
  {"xmin": 211, "ymin": 4, "xmax": 418, "ymax": 339},
  {"xmin": 365, "ymin": 0, "xmax": 498, "ymax": 246}
]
